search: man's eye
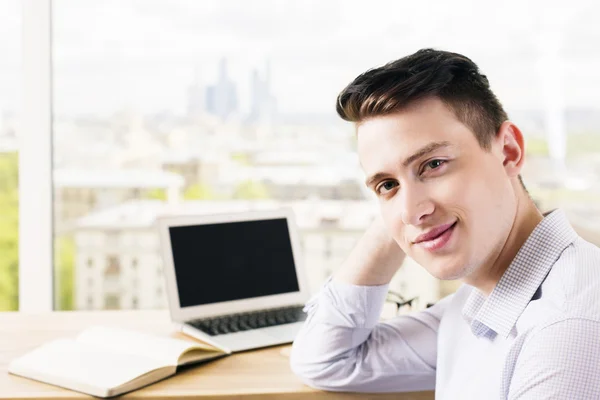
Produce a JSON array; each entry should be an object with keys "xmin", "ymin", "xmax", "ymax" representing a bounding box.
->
[
  {"xmin": 421, "ymin": 159, "xmax": 446, "ymax": 175},
  {"xmin": 377, "ymin": 181, "xmax": 398, "ymax": 194},
  {"xmin": 427, "ymin": 159, "xmax": 445, "ymax": 169}
]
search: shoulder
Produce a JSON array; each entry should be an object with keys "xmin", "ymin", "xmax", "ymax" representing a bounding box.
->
[
  {"xmin": 544, "ymin": 237, "xmax": 600, "ymax": 313},
  {"xmin": 507, "ymin": 317, "xmax": 600, "ymax": 399},
  {"xmin": 524, "ymin": 315, "xmax": 600, "ymax": 348}
]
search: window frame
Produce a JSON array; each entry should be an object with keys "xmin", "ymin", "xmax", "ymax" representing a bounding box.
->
[{"xmin": 19, "ymin": 0, "xmax": 53, "ymax": 311}]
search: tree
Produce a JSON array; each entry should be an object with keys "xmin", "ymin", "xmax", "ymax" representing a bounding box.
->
[
  {"xmin": 55, "ymin": 235, "xmax": 75, "ymax": 310},
  {"xmin": 0, "ymin": 152, "xmax": 18, "ymax": 311},
  {"xmin": 230, "ymin": 152, "xmax": 250, "ymax": 165},
  {"xmin": 183, "ymin": 183, "xmax": 216, "ymax": 200},
  {"xmin": 144, "ymin": 188, "xmax": 167, "ymax": 201},
  {"xmin": 233, "ymin": 180, "xmax": 269, "ymax": 199}
]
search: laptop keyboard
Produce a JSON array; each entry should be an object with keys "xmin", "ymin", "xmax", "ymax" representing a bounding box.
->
[{"xmin": 188, "ymin": 305, "xmax": 307, "ymax": 336}]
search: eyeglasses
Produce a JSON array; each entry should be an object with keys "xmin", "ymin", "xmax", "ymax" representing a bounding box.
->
[{"xmin": 386, "ymin": 290, "xmax": 419, "ymax": 313}]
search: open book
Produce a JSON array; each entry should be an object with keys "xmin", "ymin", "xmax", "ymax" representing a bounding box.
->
[{"xmin": 8, "ymin": 326, "xmax": 228, "ymax": 398}]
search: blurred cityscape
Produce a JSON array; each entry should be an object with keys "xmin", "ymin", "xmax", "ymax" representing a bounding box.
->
[
  {"xmin": 1, "ymin": 53, "xmax": 600, "ymax": 312},
  {"xmin": 1, "ymin": 1, "xmax": 600, "ymax": 312}
]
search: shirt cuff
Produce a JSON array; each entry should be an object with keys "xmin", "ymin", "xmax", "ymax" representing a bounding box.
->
[{"xmin": 306, "ymin": 277, "xmax": 390, "ymax": 329}]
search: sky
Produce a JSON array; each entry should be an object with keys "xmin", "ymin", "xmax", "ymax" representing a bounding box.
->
[{"xmin": 1, "ymin": 0, "xmax": 600, "ymax": 117}]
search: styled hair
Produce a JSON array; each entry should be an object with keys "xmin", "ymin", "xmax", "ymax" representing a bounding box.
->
[{"xmin": 336, "ymin": 48, "xmax": 508, "ymax": 151}]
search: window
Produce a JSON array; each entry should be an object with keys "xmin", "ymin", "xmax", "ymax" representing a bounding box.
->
[
  {"xmin": 50, "ymin": 1, "xmax": 600, "ymax": 312},
  {"xmin": 104, "ymin": 294, "xmax": 120, "ymax": 310},
  {"xmin": 0, "ymin": 1, "xmax": 20, "ymax": 311},
  {"xmin": 105, "ymin": 256, "xmax": 120, "ymax": 277}
]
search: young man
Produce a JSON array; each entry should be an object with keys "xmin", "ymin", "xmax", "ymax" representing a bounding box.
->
[{"xmin": 290, "ymin": 49, "xmax": 600, "ymax": 399}]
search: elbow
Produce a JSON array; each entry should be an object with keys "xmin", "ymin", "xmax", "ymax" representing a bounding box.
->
[
  {"xmin": 289, "ymin": 339, "xmax": 353, "ymax": 391},
  {"xmin": 289, "ymin": 340, "xmax": 327, "ymax": 389},
  {"xmin": 290, "ymin": 355, "xmax": 342, "ymax": 391}
]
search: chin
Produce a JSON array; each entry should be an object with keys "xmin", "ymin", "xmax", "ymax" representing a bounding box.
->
[{"xmin": 424, "ymin": 258, "xmax": 470, "ymax": 281}]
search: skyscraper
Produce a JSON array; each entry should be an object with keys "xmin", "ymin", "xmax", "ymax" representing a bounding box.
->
[
  {"xmin": 249, "ymin": 59, "xmax": 277, "ymax": 123},
  {"xmin": 204, "ymin": 58, "xmax": 238, "ymax": 120},
  {"xmin": 186, "ymin": 67, "xmax": 205, "ymax": 118}
]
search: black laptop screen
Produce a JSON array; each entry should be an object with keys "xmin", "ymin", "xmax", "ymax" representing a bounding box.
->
[{"xmin": 169, "ymin": 218, "xmax": 300, "ymax": 308}]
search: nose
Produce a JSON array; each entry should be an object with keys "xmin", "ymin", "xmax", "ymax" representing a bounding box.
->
[{"xmin": 397, "ymin": 184, "xmax": 434, "ymax": 226}]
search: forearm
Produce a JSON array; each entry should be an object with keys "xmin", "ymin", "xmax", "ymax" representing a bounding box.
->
[
  {"xmin": 334, "ymin": 216, "xmax": 406, "ymax": 286},
  {"xmin": 290, "ymin": 280, "xmax": 440, "ymax": 393}
]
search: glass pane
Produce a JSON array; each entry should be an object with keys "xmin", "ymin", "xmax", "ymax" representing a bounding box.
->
[
  {"xmin": 0, "ymin": 2, "xmax": 20, "ymax": 311},
  {"xmin": 53, "ymin": 0, "xmax": 600, "ymax": 311}
]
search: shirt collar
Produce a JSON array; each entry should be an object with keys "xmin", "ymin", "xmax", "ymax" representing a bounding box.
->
[{"xmin": 461, "ymin": 209, "xmax": 578, "ymax": 339}]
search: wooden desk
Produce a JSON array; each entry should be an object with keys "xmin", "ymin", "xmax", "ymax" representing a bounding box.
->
[{"xmin": 0, "ymin": 310, "xmax": 434, "ymax": 399}]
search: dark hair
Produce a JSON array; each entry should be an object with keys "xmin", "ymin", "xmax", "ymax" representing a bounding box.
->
[{"xmin": 336, "ymin": 48, "xmax": 508, "ymax": 151}]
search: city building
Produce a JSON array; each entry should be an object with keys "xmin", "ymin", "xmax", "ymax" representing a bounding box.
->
[
  {"xmin": 186, "ymin": 67, "xmax": 205, "ymax": 119},
  {"xmin": 223, "ymin": 164, "xmax": 367, "ymax": 201},
  {"xmin": 160, "ymin": 150, "xmax": 225, "ymax": 189},
  {"xmin": 248, "ymin": 60, "xmax": 277, "ymax": 123},
  {"xmin": 54, "ymin": 168, "xmax": 184, "ymax": 232},
  {"xmin": 204, "ymin": 58, "xmax": 238, "ymax": 121}
]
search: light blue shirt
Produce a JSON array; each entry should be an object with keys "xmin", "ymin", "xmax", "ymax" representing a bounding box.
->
[{"xmin": 290, "ymin": 210, "xmax": 600, "ymax": 399}]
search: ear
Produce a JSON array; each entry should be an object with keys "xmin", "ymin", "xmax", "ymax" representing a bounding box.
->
[{"xmin": 497, "ymin": 121, "xmax": 525, "ymax": 178}]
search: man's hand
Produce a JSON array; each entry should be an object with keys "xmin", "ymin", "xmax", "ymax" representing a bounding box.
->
[{"xmin": 334, "ymin": 215, "xmax": 406, "ymax": 286}]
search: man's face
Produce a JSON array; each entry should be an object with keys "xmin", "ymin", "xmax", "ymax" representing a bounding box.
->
[{"xmin": 357, "ymin": 97, "xmax": 517, "ymax": 281}]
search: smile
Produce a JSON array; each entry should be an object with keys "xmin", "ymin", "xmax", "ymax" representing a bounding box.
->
[{"xmin": 414, "ymin": 221, "xmax": 457, "ymax": 252}]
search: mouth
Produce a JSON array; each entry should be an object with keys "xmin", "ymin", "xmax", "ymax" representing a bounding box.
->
[{"xmin": 414, "ymin": 221, "xmax": 457, "ymax": 252}]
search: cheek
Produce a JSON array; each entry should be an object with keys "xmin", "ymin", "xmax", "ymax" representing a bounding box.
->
[
  {"xmin": 456, "ymin": 161, "xmax": 516, "ymax": 245},
  {"xmin": 427, "ymin": 166, "xmax": 474, "ymax": 212},
  {"xmin": 436, "ymin": 176, "xmax": 469, "ymax": 206},
  {"xmin": 444, "ymin": 158, "xmax": 504, "ymax": 212}
]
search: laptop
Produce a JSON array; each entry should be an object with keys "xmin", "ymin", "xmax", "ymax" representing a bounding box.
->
[{"xmin": 157, "ymin": 208, "xmax": 310, "ymax": 354}]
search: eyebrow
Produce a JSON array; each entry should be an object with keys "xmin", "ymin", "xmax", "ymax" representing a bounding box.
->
[
  {"xmin": 402, "ymin": 141, "xmax": 451, "ymax": 167},
  {"xmin": 364, "ymin": 141, "xmax": 452, "ymax": 188}
]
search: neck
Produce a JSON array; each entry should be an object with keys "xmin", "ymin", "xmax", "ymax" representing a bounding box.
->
[{"xmin": 465, "ymin": 191, "xmax": 544, "ymax": 296}]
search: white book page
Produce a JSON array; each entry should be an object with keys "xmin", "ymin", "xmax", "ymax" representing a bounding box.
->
[
  {"xmin": 9, "ymin": 339, "xmax": 167, "ymax": 390},
  {"xmin": 76, "ymin": 326, "xmax": 215, "ymax": 366}
]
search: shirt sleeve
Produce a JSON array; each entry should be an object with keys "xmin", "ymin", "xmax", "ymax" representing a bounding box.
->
[
  {"xmin": 508, "ymin": 317, "xmax": 600, "ymax": 399},
  {"xmin": 290, "ymin": 278, "xmax": 451, "ymax": 393}
]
